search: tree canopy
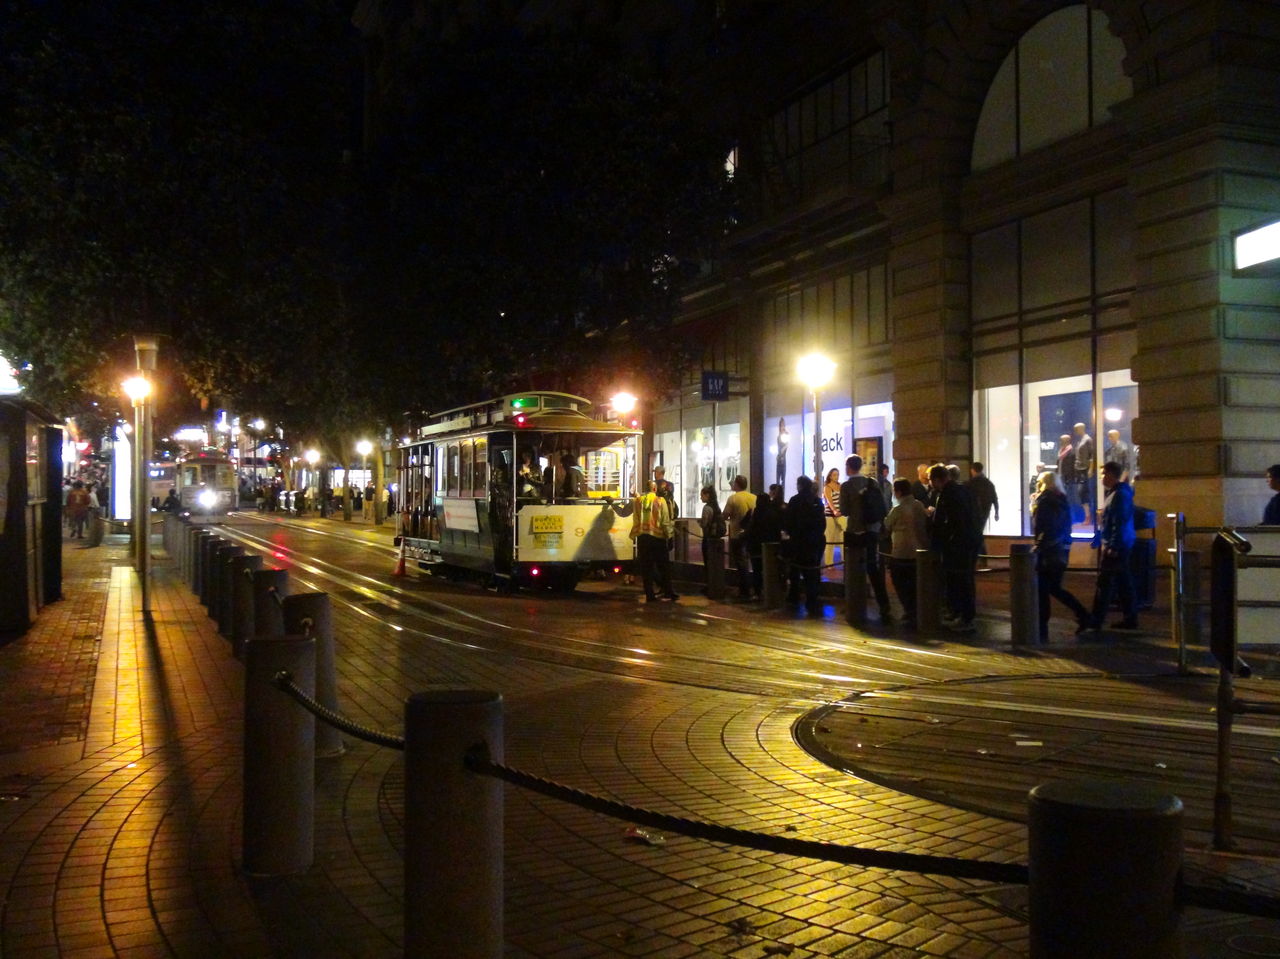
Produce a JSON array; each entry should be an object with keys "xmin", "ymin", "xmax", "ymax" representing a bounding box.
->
[{"xmin": 0, "ymin": 3, "xmax": 733, "ymax": 451}]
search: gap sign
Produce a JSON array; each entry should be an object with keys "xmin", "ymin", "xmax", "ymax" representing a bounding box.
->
[{"xmin": 701, "ymin": 370, "xmax": 729, "ymax": 402}]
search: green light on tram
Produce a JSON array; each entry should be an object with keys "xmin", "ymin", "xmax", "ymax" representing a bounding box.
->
[{"xmin": 510, "ymin": 396, "xmax": 538, "ymax": 410}]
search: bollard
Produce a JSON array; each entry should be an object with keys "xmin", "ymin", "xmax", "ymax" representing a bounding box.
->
[
  {"xmin": 187, "ymin": 527, "xmax": 207, "ymax": 588},
  {"xmin": 282, "ymin": 593, "xmax": 344, "ymax": 758},
  {"xmin": 242, "ymin": 634, "xmax": 316, "ymax": 875},
  {"xmin": 1009, "ymin": 543, "xmax": 1039, "ymax": 645},
  {"xmin": 1182, "ymin": 548, "xmax": 1202, "ymax": 652},
  {"xmin": 705, "ymin": 538, "xmax": 726, "ymax": 601},
  {"xmin": 231, "ymin": 554, "xmax": 265, "ymax": 658},
  {"xmin": 217, "ymin": 545, "xmax": 245, "ymax": 637},
  {"xmin": 200, "ymin": 536, "xmax": 223, "ymax": 608},
  {"xmin": 192, "ymin": 530, "xmax": 212, "ymax": 597},
  {"xmin": 762, "ymin": 542, "xmax": 783, "ymax": 610},
  {"xmin": 211, "ymin": 543, "xmax": 238, "ymax": 627},
  {"xmin": 87, "ymin": 511, "xmax": 106, "ymax": 548},
  {"xmin": 252, "ymin": 568, "xmax": 290, "ymax": 640},
  {"xmin": 404, "ymin": 690, "xmax": 504, "ymax": 959},
  {"xmin": 1028, "ymin": 780, "xmax": 1183, "ymax": 957},
  {"xmin": 916, "ymin": 549, "xmax": 942, "ymax": 633},
  {"xmin": 844, "ymin": 539, "xmax": 867, "ymax": 627}
]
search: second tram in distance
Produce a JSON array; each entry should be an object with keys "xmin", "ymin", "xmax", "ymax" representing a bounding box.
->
[
  {"xmin": 175, "ymin": 450, "xmax": 239, "ymax": 514},
  {"xmin": 395, "ymin": 391, "xmax": 641, "ymax": 590}
]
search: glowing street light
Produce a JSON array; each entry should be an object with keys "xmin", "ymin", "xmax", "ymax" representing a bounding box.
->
[
  {"xmin": 796, "ymin": 353, "xmax": 836, "ymax": 482},
  {"xmin": 611, "ymin": 391, "xmax": 638, "ymax": 416}
]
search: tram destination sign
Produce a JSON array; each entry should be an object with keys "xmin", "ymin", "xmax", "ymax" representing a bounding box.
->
[{"xmin": 701, "ymin": 370, "xmax": 730, "ymax": 402}]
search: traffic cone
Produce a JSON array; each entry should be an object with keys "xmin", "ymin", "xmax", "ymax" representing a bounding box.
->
[{"xmin": 393, "ymin": 537, "xmax": 407, "ymax": 577}]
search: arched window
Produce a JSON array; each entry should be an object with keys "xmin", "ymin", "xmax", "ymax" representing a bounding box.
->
[{"xmin": 971, "ymin": 5, "xmax": 1130, "ymax": 171}]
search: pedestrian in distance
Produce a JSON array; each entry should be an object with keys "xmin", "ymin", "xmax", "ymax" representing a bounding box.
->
[
  {"xmin": 911, "ymin": 464, "xmax": 931, "ymax": 506},
  {"xmin": 839, "ymin": 454, "xmax": 893, "ymax": 624},
  {"xmin": 1031, "ymin": 471, "xmax": 1091, "ymax": 641},
  {"xmin": 928, "ymin": 464, "xmax": 980, "ymax": 633},
  {"xmin": 784, "ymin": 475, "xmax": 826, "ymax": 614},
  {"xmin": 66, "ymin": 480, "xmax": 91, "ymax": 539},
  {"xmin": 724, "ymin": 475, "xmax": 757, "ymax": 599},
  {"xmin": 883, "ymin": 478, "xmax": 929, "ymax": 628},
  {"xmin": 1085, "ymin": 461, "xmax": 1139, "ymax": 631},
  {"xmin": 698, "ymin": 485, "xmax": 726, "ymax": 595},
  {"xmin": 631, "ymin": 481, "xmax": 677, "ymax": 602},
  {"xmin": 1263, "ymin": 464, "xmax": 1280, "ymax": 525},
  {"xmin": 745, "ymin": 487, "xmax": 781, "ymax": 599},
  {"xmin": 967, "ymin": 461, "xmax": 999, "ymax": 567},
  {"xmin": 821, "ymin": 467, "xmax": 842, "ymax": 572}
]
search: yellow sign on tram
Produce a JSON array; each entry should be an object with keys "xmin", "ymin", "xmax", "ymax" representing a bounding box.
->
[{"xmin": 531, "ymin": 514, "xmax": 564, "ymax": 533}]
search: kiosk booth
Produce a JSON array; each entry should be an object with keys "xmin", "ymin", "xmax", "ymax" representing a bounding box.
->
[{"xmin": 0, "ymin": 398, "xmax": 63, "ymax": 636}]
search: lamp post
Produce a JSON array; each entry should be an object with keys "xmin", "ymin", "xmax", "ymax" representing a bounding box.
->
[
  {"xmin": 356, "ymin": 440, "xmax": 372, "ymax": 520},
  {"xmin": 124, "ymin": 335, "xmax": 158, "ymax": 613},
  {"xmin": 796, "ymin": 353, "xmax": 836, "ymax": 482},
  {"xmin": 611, "ymin": 392, "xmax": 640, "ymax": 496}
]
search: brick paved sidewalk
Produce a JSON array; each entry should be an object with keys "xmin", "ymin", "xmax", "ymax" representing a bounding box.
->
[{"xmin": 2, "ymin": 530, "xmax": 1275, "ymax": 958}]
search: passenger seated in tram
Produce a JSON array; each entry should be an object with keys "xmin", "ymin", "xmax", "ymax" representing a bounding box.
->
[
  {"xmin": 516, "ymin": 449, "xmax": 543, "ymax": 499},
  {"xmin": 555, "ymin": 452, "xmax": 589, "ymax": 500}
]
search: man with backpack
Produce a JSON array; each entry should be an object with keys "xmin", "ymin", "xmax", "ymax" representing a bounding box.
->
[{"xmin": 839, "ymin": 454, "xmax": 893, "ymax": 624}]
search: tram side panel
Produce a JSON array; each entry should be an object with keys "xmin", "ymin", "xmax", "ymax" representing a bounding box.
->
[{"xmin": 515, "ymin": 503, "xmax": 634, "ymax": 567}]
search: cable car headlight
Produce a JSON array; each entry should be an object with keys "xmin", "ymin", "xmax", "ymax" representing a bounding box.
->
[{"xmin": 198, "ymin": 490, "xmax": 218, "ymax": 509}]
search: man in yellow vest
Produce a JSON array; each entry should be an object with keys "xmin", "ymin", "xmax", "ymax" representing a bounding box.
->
[{"xmin": 631, "ymin": 481, "xmax": 678, "ymax": 602}]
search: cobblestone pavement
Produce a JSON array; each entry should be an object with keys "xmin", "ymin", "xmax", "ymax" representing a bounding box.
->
[{"xmin": 0, "ymin": 522, "xmax": 1276, "ymax": 957}]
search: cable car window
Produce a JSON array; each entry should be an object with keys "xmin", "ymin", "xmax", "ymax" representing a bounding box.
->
[
  {"xmin": 436, "ymin": 445, "xmax": 447, "ymax": 494},
  {"xmin": 460, "ymin": 440, "xmax": 473, "ymax": 495},
  {"xmin": 585, "ymin": 449, "xmax": 621, "ymax": 497},
  {"xmin": 447, "ymin": 444, "xmax": 460, "ymax": 495},
  {"xmin": 473, "ymin": 437, "xmax": 488, "ymax": 496}
]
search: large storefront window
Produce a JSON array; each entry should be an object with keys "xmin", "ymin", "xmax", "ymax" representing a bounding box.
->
[
  {"xmin": 763, "ymin": 389, "xmax": 893, "ymax": 496},
  {"xmin": 974, "ymin": 328, "xmax": 1138, "ymax": 538},
  {"xmin": 653, "ymin": 398, "xmax": 748, "ymax": 518}
]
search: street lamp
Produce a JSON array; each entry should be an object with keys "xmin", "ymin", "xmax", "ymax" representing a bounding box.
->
[
  {"xmin": 356, "ymin": 440, "xmax": 372, "ymax": 519},
  {"xmin": 796, "ymin": 353, "xmax": 836, "ymax": 482}
]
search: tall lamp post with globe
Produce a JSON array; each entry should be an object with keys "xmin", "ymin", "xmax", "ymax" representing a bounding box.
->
[
  {"xmin": 796, "ymin": 353, "xmax": 836, "ymax": 483},
  {"xmin": 123, "ymin": 335, "xmax": 158, "ymax": 613}
]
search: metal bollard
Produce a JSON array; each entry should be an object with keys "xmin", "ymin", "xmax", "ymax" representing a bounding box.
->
[
  {"xmin": 200, "ymin": 536, "xmax": 223, "ymax": 608},
  {"xmin": 844, "ymin": 538, "xmax": 867, "ymax": 627},
  {"xmin": 705, "ymin": 538, "xmax": 726, "ymax": 601},
  {"xmin": 231, "ymin": 554, "xmax": 265, "ymax": 658},
  {"xmin": 1028, "ymin": 780, "xmax": 1183, "ymax": 957},
  {"xmin": 282, "ymin": 593, "xmax": 344, "ymax": 758},
  {"xmin": 242, "ymin": 634, "xmax": 316, "ymax": 875},
  {"xmin": 404, "ymin": 690, "xmax": 504, "ymax": 959},
  {"xmin": 916, "ymin": 549, "xmax": 942, "ymax": 633},
  {"xmin": 252, "ymin": 568, "xmax": 290, "ymax": 640},
  {"xmin": 217, "ymin": 545, "xmax": 245, "ymax": 637},
  {"xmin": 762, "ymin": 542, "xmax": 783, "ymax": 609},
  {"xmin": 1009, "ymin": 543, "xmax": 1039, "ymax": 645},
  {"xmin": 210, "ymin": 543, "xmax": 237, "ymax": 626},
  {"xmin": 187, "ymin": 527, "xmax": 207, "ymax": 588},
  {"xmin": 1182, "ymin": 548, "xmax": 1202, "ymax": 652},
  {"xmin": 87, "ymin": 511, "xmax": 105, "ymax": 548},
  {"xmin": 192, "ymin": 530, "xmax": 213, "ymax": 597}
]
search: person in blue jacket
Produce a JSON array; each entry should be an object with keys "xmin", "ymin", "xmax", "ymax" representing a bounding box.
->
[
  {"xmin": 1263, "ymin": 464, "xmax": 1280, "ymax": 525},
  {"xmin": 1086, "ymin": 460, "xmax": 1138, "ymax": 631}
]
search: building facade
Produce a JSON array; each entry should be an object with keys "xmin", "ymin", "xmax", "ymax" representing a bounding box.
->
[{"xmin": 661, "ymin": 0, "xmax": 1280, "ymax": 535}]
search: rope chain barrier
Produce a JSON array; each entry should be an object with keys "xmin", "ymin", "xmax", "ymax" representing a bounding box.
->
[
  {"xmin": 266, "ymin": 674, "xmax": 1280, "ymax": 917},
  {"xmin": 463, "ymin": 746, "xmax": 1028, "ymax": 885},
  {"xmin": 272, "ymin": 672, "xmax": 404, "ymax": 750}
]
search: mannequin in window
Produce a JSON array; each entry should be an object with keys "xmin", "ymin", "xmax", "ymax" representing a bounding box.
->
[
  {"xmin": 1073, "ymin": 422, "xmax": 1095, "ymax": 525},
  {"xmin": 1104, "ymin": 429, "xmax": 1131, "ymax": 481}
]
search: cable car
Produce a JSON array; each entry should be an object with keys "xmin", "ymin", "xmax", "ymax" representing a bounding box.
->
[
  {"xmin": 175, "ymin": 451, "xmax": 238, "ymax": 514},
  {"xmin": 395, "ymin": 392, "xmax": 641, "ymax": 590}
]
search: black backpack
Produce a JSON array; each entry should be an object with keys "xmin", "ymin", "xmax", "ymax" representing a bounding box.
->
[{"xmin": 861, "ymin": 482, "xmax": 887, "ymax": 527}]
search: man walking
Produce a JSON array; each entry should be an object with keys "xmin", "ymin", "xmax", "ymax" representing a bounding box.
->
[
  {"xmin": 928, "ymin": 464, "xmax": 980, "ymax": 633},
  {"xmin": 724, "ymin": 475, "xmax": 757, "ymax": 599},
  {"xmin": 1086, "ymin": 461, "xmax": 1138, "ymax": 631},
  {"xmin": 839, "ymin": 454, "xmax": 893, "ymax": 623},
  {"xmin": 967, "ymin": 462, "xmax": 999, "ymax": 566}
]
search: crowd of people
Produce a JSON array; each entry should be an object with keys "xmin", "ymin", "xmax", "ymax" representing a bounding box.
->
[
  {"xmin": 661, "ymin": 449, "xmax": 1191, "ymax": 642},
  {"xmin": 60, "ymin": 475, "xmax": 108, "ymax": 539}
]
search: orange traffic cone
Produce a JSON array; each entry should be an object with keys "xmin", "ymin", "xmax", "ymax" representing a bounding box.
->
[{"xmin": 393, "ymin": 537, "xmax": 407, "ymax": 577}]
